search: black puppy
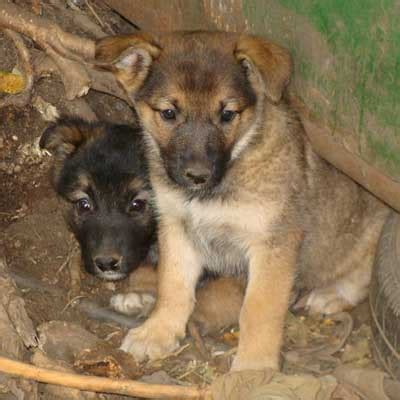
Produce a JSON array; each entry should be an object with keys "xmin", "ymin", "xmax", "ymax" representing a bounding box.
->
[
  {"xmin": 41, "ymin": 118, "xmax": 245, "ymax": 333},
  {"xmin": 40, "ymin": 118, "xmax": 156, "ymax": 281}
]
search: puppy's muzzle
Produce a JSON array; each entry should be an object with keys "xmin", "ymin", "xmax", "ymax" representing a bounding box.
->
[
  {"xmin": 94, "ymin": 255, "xmax": 122, "ymax": 273},
  {"xmin": 183, "ymin": 161, "xmax": 213, "ymax": 187}
]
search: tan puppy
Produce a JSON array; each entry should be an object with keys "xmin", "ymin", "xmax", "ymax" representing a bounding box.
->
[{"xmin": 96, "ymin": 31, "xmax": 388, "ymax": 371}]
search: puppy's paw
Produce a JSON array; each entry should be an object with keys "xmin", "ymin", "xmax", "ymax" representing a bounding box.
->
[
  {"xmin": 231, "ymin": 354, "xmax": 279, "ymax": 371},
  {"xmin": 304, "ymin": 287, "xmax": 352, "ymax": 315},
  {"xmin": 120, "ymin": 318, "xmax": 181, "ymax": 362},
  {"xmin": 110, "ymin": 292, "xmax": 156, "ymax": 317}
]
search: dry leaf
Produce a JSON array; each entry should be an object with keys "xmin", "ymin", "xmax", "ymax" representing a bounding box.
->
[{"xmin": 0, "ymin": 71, "xmax": 25, "ymax": 94}]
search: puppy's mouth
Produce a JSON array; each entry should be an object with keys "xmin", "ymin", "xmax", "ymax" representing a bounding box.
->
[
  {"xmin": 168, "ymin": 173, "xmax": 216, "ymax": 198},
  {"xmin": 165, "ymin": 164, "xmax": 226, "ymax": 198},
  {"xmin": 95, "ymin": 269, "xmax": 128, "ymax": 281}
]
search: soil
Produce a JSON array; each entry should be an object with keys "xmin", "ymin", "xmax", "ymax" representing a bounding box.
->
[{"xmin": 0, "ymin": 1, "xmax": 380, "ymax": 398}]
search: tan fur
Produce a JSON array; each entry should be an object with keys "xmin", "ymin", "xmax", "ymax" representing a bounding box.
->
[
  {"xmin": 235, "ymin": 34, "xmax": 292, "ymax": 103},
  {"xmin": 97, "ymin": 31, "xmax": 389, "ymax": 371},
  {"xmin": 95, "ymin": 33, "xmax": 161, "ymax": 94},
  {"xmin": 66, "ymin": 173, "xmax": 91, "ymax": 202}
]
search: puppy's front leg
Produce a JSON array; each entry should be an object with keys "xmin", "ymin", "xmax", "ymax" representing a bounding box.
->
[
  {"xmin": 231, "ymin": 237, "xmax": 299, "ymax": 371},
  {"xmin": 121, "ymin": 218, "xmax": 202, "ymax": 361}
]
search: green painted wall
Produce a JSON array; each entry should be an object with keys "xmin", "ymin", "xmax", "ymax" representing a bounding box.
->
[{"xmin": 242, "ymin": 0, "xmax": 400, "ymax": 179}]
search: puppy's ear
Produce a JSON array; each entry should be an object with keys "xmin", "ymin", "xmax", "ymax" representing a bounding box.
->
[
  {"xmin": 234, "ymin": 34, "xmax": 292, "ymax": 103},
  {"xmin": 95, "ymin": 33, "xmax": 161, "ymax": 95},
  {"xmin": 40, "ymin": 119, "xmax": 99, "ymax": 161}
]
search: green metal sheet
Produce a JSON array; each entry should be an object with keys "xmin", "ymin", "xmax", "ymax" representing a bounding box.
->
[{"xmin": 242, "ymin": 0, "xmax": 400, "ymax": 179}]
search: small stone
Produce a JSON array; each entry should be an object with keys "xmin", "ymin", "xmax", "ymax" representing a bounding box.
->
[
  {"xmin": 0, "ymin": 162, "xmax": 7, "ymax": 171},
  {"xmin": 68, "ymin": 0, "xmax": 85, "ymax": 8},
  {"xmin": 0, "ymin": 137, "xmax": 4, "ymax": 148},
  {"xmin": 11, "ymin": 135, "xmax": 18, "ymax": 141},
  {"xmin": 13, "ymin": 165, "xmax": 22, "ymax": 173},
  {"xmin": 14, "ymin": 240, "xmax": 21, "ymax": 248},
  {"xmin": 104, "ymin": 282, "xmax": 116, "ymax": 291},
  {"xmin": 115, "ymin": 102, "xmax": 124, "ymax": 111}
]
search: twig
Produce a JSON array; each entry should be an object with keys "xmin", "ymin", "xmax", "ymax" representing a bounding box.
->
[
  {"xmin": 177, "ymin": 365, "xmax": 199, "ymax": 381},
  {"xmin": 61, "ymin": 295, "xmax": 87, "ymax": 313},
  {"xmin": 32, "ymin": 0, "xmax": 42, "ymax": 15},
  {"xmin": 56, "ymin": 246, "xmax": 75, "ymax": 275},
  {"xmin": 188, "ymin": 322, "xmax": 209, "ymax": 360},
  {"xmin": 0, "ymin": 356, "xmax": 212, "ymax": 399},
  {"xmin": 85, "ymin": 0, "xmax": 104, "ymax": 27},
  {"xmin": 156, "ymin": 343, "xmax": 191, "ymax": 362},
  {"xmin": 51, "ymin": 0, "xmax": 106, "ymax": 39},
  {"xmin": 216, "ymin": 347, "xmax": 237, "ymax": 359},
  {"xmin": 0, "ymin": 29, "xmax": 34, "ymax": 108},
  {"xmin": 85, "ymin": 0, "xmax": 115, "ymax": 35}
]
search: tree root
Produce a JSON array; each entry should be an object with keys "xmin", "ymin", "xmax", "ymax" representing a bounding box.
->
[
  {"xmin": 0, "ymin": 1, "xmax": 129, "ymax": 106},
  {"xmin": 0, "ymin": 29, "xmax": 34, "ymax": 108},
  {"xmin": 0, "ymin": 2, "xmax": 94, "ymax": 60},
  {"xmin": 31, "ymin": 48, "xmax": 128, "ymax": 102}
]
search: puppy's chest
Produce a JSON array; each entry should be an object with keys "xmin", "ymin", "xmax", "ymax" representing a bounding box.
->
[{"xmin": 183, "ymin": 200, "xmax": 270, "ymax": 274}]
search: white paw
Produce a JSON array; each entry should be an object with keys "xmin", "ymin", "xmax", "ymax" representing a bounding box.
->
[
  {"xmin": 110, "ymin": 292, "xmax": 156, "ymax": 317},
  {"xmin": 120, "ymin": 318, "xmax": 181, "ymax": 362},
  {"xmin": 305, "ymin": 287, "xmax": 352, "ymax": 315}
]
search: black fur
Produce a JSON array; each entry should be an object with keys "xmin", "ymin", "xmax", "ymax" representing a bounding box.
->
[{"xmin": 41, "ymin": 119, "xmax": 156, "ymax": 280}]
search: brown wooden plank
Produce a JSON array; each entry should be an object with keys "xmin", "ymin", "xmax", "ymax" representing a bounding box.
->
[{"xmin": 102, "ymin": 0, "xmax": 210, "ymax": 31}]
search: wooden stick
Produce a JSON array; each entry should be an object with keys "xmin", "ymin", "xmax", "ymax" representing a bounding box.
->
[{"xmin": 0, "ymin": 356, "xmax": 212, "ymax": 399}]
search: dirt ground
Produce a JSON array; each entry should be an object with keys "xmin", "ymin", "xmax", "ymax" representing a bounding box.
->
[{"xmin": 0, "ymin": 1, "xmax": 380, "ymax": 399}]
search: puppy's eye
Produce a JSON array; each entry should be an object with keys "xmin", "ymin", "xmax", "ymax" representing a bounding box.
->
[
  {"xmin": 129, "ymin": 199, "xmax": 147, "ymax": 213},
  {"xmin": 221, "ymin": 110, "xmax": 237, "ymax": 123},
  {"xmin": 160, "ymin": 109, "xmax": 176, "ymax": 120},
  {"xmin": 76, "ymin": 198, "xmax": 92, "ymax": 214}
]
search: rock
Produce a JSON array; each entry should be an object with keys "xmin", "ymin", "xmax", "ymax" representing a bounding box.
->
[
  {"xmin": 37, "ymin": 321, "xmax": 102, "ymax": 364},
  {"xmin": 37, "ymin": 321, "xmax": 143, "ymax": 380}
]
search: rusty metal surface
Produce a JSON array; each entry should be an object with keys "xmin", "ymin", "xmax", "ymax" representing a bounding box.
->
[{"xmin": 102, "ymin": 0, "xmax": 206, "ymax": 30}]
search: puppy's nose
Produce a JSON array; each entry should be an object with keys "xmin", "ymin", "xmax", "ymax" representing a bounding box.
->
[
  {"xmin": 184, "ymin": 164, "xmax": 212, "ymax": 186},
  {"xmin": 94, "ymin": 256, "xmax": 121, "ymax": 272}
]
